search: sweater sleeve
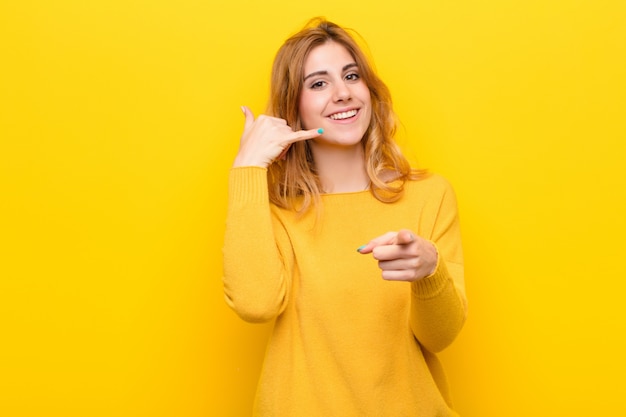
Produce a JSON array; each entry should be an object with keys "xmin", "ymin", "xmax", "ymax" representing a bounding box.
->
[
  {"xmin": 222, "ymin": 167, "xmax": 293, "ymax": 323},
  {"xmin": 409, "ymin": 177, "xmax": 467, "ymax": 353}
]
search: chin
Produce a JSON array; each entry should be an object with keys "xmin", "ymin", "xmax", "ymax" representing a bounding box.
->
[
  {"xmin": 317, "ymin": 126, "xmax": 367, "ymax": 144},
  {"xmin": 316, "ymin": 134, "xmax": 365, "ymax": 147}
]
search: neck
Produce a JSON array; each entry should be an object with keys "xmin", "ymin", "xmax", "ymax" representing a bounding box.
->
[{"xmin": 310, "ymin": 142, "xmax": 369, "ymax": 194}]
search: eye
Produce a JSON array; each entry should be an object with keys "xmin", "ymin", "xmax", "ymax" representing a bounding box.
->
[
  {"xmin": 310, "ymin": 80, "xmax": 327, "ymax": 90},
  {"xmin": 345, "ymin": 72, "xmax": 360, "ymax": 82}
]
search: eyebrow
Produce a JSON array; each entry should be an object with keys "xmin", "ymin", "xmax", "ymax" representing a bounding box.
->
[{"xmin": 303, "ymin": 63, "xmax": 358, "ymax": 81}]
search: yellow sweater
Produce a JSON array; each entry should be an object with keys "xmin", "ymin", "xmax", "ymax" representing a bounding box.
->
[{"xmin": 223, "ymin": 167, "xmax": 467, "ymax": 417}]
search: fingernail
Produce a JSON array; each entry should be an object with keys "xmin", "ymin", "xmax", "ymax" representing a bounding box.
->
[
  {"xmin": 317, "ymin": 128, "xmax": 324, "ymax": 134},
  {"xmin": 356, "ymin": 245, "xmax": 366, "ymax": 252},
  {"xmin": 240, "ymin": 106, "xmax": 245, "ymax": 114}
]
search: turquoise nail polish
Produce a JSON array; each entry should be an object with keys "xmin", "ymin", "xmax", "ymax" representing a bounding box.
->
[
  {"xmin": 356, "ymin": 245, "xmax": 366, "ymax": 252},
  {"xmin": 317, "ymin": 128, "xmax": 324, "ymax": 134}
]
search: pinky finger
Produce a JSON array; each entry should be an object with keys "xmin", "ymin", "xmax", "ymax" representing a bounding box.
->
[{"xmin": 289, "ymin": 128, "xmax": 324, "ymax": 144}]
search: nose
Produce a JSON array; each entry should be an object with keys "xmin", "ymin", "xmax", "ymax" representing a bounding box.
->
[{"xmin": 333, "ymin": 81, "xmax": 351, "ymax": 102}]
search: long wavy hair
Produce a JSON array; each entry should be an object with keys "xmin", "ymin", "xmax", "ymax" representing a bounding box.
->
[{"xmin": 267, "ymin": 18, "xmax": 424, "ymax": 213}]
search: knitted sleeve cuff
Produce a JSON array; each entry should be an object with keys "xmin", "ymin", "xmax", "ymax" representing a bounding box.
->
[
  {"xmin": 228, "ymin": 166, "xmax": 269, "ymax": 207},
  {"xmin": 411, "ymin": 247, "xmax": 453, "ymax": 299}
]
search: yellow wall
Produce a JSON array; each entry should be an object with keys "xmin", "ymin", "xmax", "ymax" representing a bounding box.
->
[{"xmin": 1, "ymin": 0, "xmax": 625, "ymax": 416}]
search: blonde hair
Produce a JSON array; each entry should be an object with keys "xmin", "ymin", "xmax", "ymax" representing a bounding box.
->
[{"xmin": 267, "ymin": 18, "xmax": 424, "ymax": 213}]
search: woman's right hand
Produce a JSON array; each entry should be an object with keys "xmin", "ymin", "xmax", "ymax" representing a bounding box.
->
[{"xmin": 233, "ymin": 106, "xmax": 323, "ymax": 168}]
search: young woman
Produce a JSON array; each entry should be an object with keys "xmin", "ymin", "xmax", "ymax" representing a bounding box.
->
[{"xmin": 223, "ymin": 18, "xmax": 467, "ymax": 417}]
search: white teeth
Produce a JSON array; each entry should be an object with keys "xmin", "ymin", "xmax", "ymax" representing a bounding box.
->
[{"xmin": 329, "ymin": 109, "xmax": 357, "ymax": 120}]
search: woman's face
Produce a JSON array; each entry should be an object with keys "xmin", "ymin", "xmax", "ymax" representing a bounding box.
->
[{"xmin": 299, "ymin": 41, "xmax": 372, "ymax": 147}]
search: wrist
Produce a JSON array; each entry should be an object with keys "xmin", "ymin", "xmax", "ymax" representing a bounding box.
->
[{"xmin": 233, "ymin": 154, "xmax": 268, "ymax": 168}]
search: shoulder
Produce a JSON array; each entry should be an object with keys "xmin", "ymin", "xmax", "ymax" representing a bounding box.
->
[
  {"xmin": 402, "ymin": 172, "xmax": 460, "ymax": 215},
  {"xmin": 404, "ymin": 173, "xmax": 461, "ymax": 228},
  {"xmin": 407, "ymin": 172, "xmax": 456, "ymax": 196}
]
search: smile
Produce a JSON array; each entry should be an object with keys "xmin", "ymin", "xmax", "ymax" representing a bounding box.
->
[{"xmin": 328, "ymin": 109, "xmax": 358, "ymax": 120}]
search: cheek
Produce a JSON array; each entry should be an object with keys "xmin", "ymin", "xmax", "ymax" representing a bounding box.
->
[
  {"xmin": 298, "ymin": 103, "xmax": 310, "ymax": 128},
  {"xmin": 361, "ymin": 90, "xmax": 373, "ymax": 121},
  {"xmin": 359, "ymin": 86, "xmax": 372, "ymax": 107},
  {"xmin": 299, "ymin": 93, "xmax": 321, "ymax": 127}
]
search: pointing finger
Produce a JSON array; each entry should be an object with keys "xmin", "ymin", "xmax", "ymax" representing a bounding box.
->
[{"xmin": 356, "ymin": 232, "xmax": 398, "ymax": 254}]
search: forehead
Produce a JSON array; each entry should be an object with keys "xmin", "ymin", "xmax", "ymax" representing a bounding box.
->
[{"xmin": 304, "ymin": 41, "xmax": 356, "ymax": 72}]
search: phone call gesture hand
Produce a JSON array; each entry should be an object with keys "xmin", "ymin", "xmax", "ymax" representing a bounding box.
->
[{"xmin": 233, "ymin": 106, "xmax": 323, "ymax": 168}]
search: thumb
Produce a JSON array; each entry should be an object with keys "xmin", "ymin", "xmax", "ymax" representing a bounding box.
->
[
  {"xmin": 395, "ymin": 229, "xmax": 415, "ymax": 246},
  {"xmin": 241, "ymin": 106, "xmax": 255, "ymax": 131}
]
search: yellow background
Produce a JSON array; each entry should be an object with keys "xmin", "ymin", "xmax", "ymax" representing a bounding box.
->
[{"xmin": 1, "ymin": 0, "xmax": 625, "ymax": 416}]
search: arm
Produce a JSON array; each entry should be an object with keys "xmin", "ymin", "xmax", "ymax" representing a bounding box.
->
[
  {"xmin": 222, "ymin": 107, "xmax": 322, "ymax": 322},
  {"xmin": 409, "ymin": 179, "xmax": 467, "ymax": 352},
  {"xmin": 358, "ymin": 177, "xmax": 467, "ymax": 352},
  {"xmin": 222, "ymin": 167, "xmax": 293, "ymax": 323}
]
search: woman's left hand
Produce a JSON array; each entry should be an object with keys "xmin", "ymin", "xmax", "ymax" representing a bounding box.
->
[{"xmin": 357, "ymin": 229, "xmax": 438, "ymax": 282}]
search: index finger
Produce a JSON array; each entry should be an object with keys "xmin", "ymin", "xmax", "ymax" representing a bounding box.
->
[
  {"xmin": 356, "ymin": 231, "xmax": 398, "ymax": 254},
  {"xmin": 370, "ymin": 229, "xmax": 417, "ymax": 260}
]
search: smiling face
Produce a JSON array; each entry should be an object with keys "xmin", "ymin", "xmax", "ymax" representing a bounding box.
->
[{"xmin": 299, "ymin": 41, "xmax": 372, "ymax": 147}]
